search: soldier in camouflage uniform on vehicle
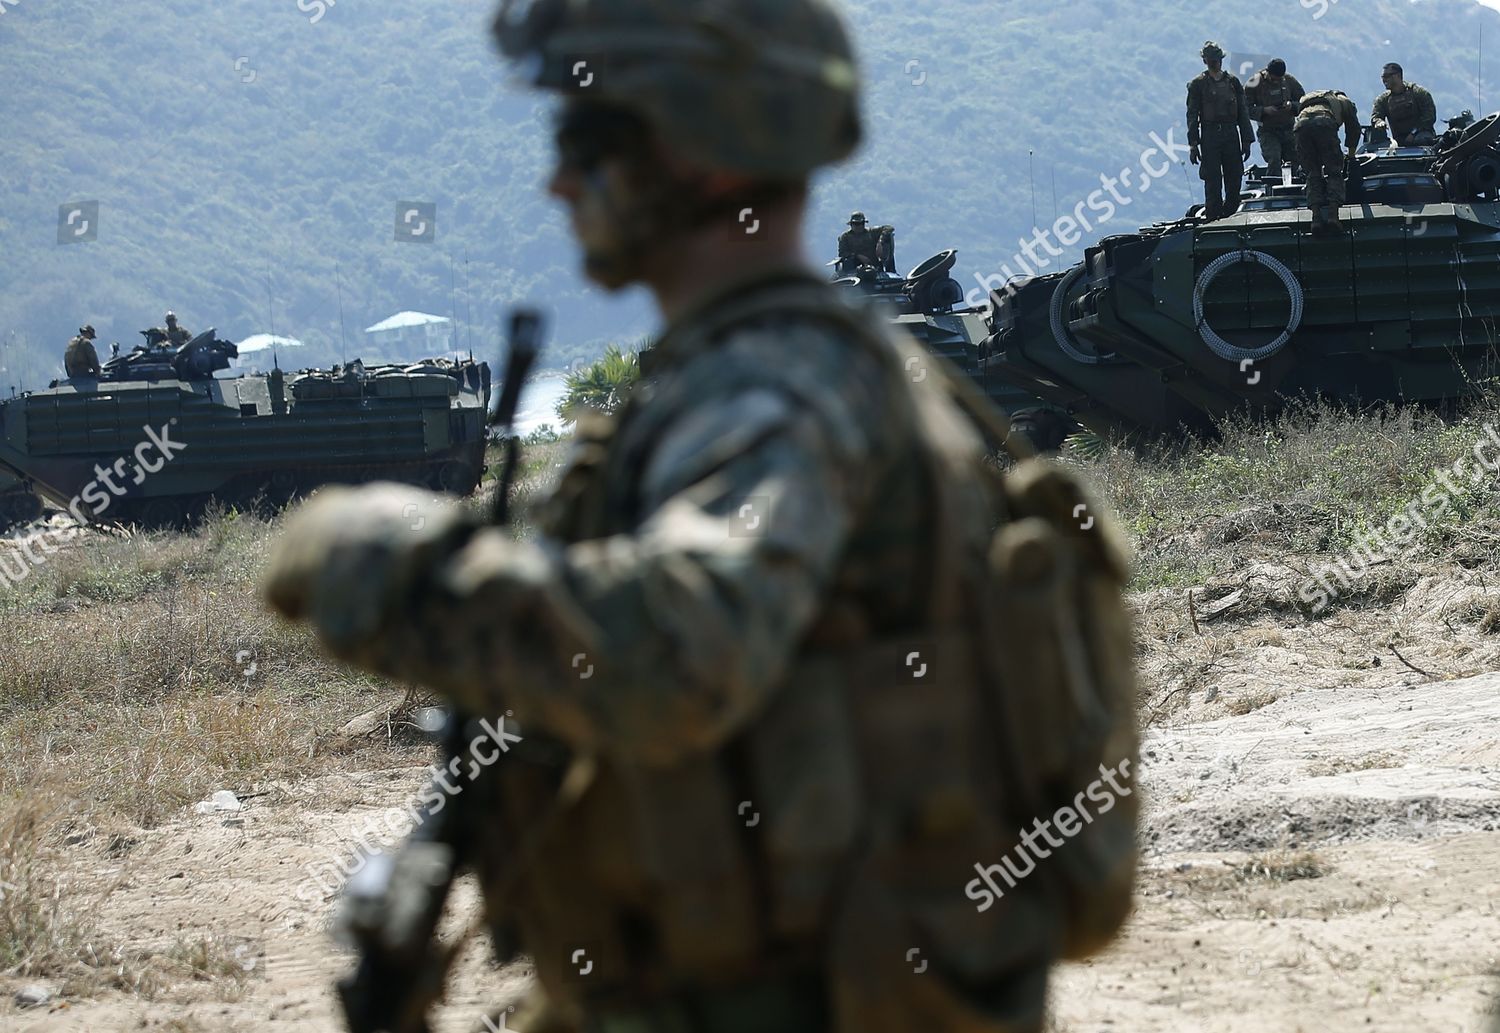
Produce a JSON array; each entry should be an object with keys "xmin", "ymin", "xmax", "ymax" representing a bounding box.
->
[
  {"xmin": 837, "ymin": 211, "xmax": 894, "ymax": 274},
  {"xmin": 1187, "ymin": 41, "xmax": 1255, "ymax": 220},
  {"xmin": 1372, "ymin": 63, "xmax": 1438, "ymax": 147},
  {"xmin": 1245, "ymin": 58, "xmax": 1305, "ymax": 181},
  {"xmin": 64, "ymin": 325, "xmax": 101, "ymax": 378},
  {"xmin": 1296, "ymin": 89, "xmax": 1362, "ymax": 234},
  {"xmin": 266, "ymin": 1, "xmax": 1139, "ymax": 1031}
]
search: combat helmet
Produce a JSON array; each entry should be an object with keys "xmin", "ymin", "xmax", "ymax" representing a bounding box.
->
[
  {"xmin": 1201, "ymin": 41, "xmax": 1225, "ymax": 62},
  {"xmin": 849, "ymin": 211, "xmax": 867, "ymax": 225},
  {"xmin": 80, "ymin": 325, "xmax": 95, "ymax": 339},
  {"xmin": 491, "ymin": 0, "xmax": 862, "ymax": 179},
  {"xmin": 165, "ymin": 310, "xmax": 178, "ymax": 325}
]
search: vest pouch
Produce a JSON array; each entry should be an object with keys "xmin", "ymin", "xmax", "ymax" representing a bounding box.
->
[
  {"xmin": 982, "ymin": 461, "xmax": 1140, "ymax": 961},
  {"xmin": 1206, "ymin": 78, "xmax": 1237, "ymax": 122},
  {"xmin": 744, "ymin": 652, "xmax": 862, "ymax": 939},
  {"xmin": 623, "ymin": 757, "xmax": 761, "ymax": 977}
]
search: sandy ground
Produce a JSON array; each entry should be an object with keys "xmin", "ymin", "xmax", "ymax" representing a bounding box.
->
[{"xmin": 5, "ymin": 583, "xmax": 1500, "ymax": 1033}]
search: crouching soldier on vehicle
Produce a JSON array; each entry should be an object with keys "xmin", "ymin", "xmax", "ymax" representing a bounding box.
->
[{"xmin": 1296, "ymin": 89, "xmax": 1362, "ymax": 234}]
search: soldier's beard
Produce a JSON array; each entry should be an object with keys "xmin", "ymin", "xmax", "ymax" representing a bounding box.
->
[{"xmin": 575, "ymin": 165, "xmax": 677, "ymax": 291}]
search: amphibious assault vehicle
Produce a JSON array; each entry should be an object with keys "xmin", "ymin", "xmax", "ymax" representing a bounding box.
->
[
  {"xmin": 982, "ymin": 112, "xmax": 1500, "ymax": 441},
  {"xmin": 0, "ymin": 329, "xmax": 491, "ymax": 528}
]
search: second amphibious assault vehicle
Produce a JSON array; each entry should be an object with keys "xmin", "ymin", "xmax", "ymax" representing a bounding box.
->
[
  {"xmin": 0, "ymin": 329, "xmax": 492, "ymax": 528},
  {"xmin": 981, "ymin": 111, "xmax": 1500, "ymax": 442}
]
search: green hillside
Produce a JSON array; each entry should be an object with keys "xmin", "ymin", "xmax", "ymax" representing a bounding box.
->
[{"xmin": 1, "ymin": 0, "xmax": 1496, "ymax": 386}]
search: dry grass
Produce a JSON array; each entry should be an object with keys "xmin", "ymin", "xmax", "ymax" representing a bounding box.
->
[
  {"xmin": 1225, "ymin": 688, "xmax": 1281, "ymax": 717},
  {"xmin": 1070, "ymin": 398, "xmax": 1500, "ymax": 599},
  {"xmin": 1234, "ymin": 850, "xmax": 1331, "ymax": 884}
]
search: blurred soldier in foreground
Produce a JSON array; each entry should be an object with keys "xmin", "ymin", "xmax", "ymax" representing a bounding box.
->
[
  {"xmin": 1372, "ymin": 63, "xmax": 1438, "ymax": 146},
  {"xmin": 64, "ymin": 325, "xmax": 101, "ymax": 378},
  {"xmin": 1296, "ymin": 89, "xmax": 1362, "ymax": 234},
  {"xmin": 1187, "ymin": 41, "xmax": 1255, "ymax": 220},
  {"xmin": 1245, "ymin": 58, "xmax": 1305, "ymax": 180},
  {"xmin": 836, "ymin": 211, "xmax": 895, "ymax": 274},
  {"xmin": 265, "ymin": 1, "xmax": 1139, "ymax": 1031}
]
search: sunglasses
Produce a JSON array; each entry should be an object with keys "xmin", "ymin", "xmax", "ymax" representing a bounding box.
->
[{"xmin": 553, "ymin": 103, "xmax": 648, "ymax": 174}]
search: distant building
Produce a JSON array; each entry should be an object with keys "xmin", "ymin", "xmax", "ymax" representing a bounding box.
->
[
  {"xmin": 231, "ymin": 333, "xmax": 303, "ymax": 370},
  {"xmin": 364, "ymin": 311, "xmax": 454, "ymax": 357}
]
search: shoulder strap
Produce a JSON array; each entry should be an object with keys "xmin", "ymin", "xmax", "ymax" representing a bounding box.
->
[{"xmin": 678, "ymin": 279, "xmax": 1033, "ymax": 463}]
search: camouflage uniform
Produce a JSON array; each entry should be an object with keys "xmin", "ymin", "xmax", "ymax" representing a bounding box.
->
[
  {"xmin": 837, "ymin": 214, "xmax": 895, "ymax": 274},
  {"xmin": 163, "ymin": 314, "xmax": 192, "ymax": 347},
  {"xmin": 1295, "ymin": 90, "xmax": 1361, "ymax": 226},
  {"xmin": 64, "ymin": 327, "xmax": 101, "ymax": 378},
  {"xmin": 1187, "ymin": 46, "xmax": 1255, "ymax": 220},
  {"xmin": 838, "ymin": 224, "xmax": 880, "ymax": 268},
  {"xmin": 1245, "ymin": 69, "xmax": 1305, "ymax": 178},
  {"xmin": 1372, "ymin": 82, "xmax": 1438, "ymax": 146},
  {"xmin": 266, "ymin": 1, "xmax": 1128, "ymax": 1030}
]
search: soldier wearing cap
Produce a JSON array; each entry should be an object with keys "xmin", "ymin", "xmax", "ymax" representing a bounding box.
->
[
  {"xmin": 1245, "ymin": 58, "xmax": 1305, "ymax": 180},
  {"xmin": 837, "ymin": 210, "xmax": 894, "ymax": 274},
  {"xmin": 262, "ymin": 0, "xmax": 1126, "ymax": 1029},
  {"xmin": 1295, "ymin": 89, "xmax": 1362, "ymax": 234},
  {"xmin": 1372, "ymin": 63, "xmax": 1438, "ymax": 147},
  {"xmin": 1186, "ymin": 41, "xmax": 1255, "ymax": 220},
  {"xmin": 64, "ymin": 325, "xmax": 101, "ymax": 379}
]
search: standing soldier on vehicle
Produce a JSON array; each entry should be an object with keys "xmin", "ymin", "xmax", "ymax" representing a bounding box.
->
[
  {"xmin": 1187, "ymin": 41, "xmax": 1256, "ymax": 220},
  {"xmin": 1372, "ymin": 63, "xmax": 1438, "ymax": 146},
  {"xmin": 264, "ymin": 0, "xmax": 1140, "ymax": 1031},
  {"xmin": 1296, "ymin": 89, "xmax": 1362, "ymax": 234},
  {"xmin": 1246, "ymin": 58, "xmax": 1305, "ymax": 180},
  {"xmin": 64, "ymin": 325, "xmax": 101, "ymax": 378}
]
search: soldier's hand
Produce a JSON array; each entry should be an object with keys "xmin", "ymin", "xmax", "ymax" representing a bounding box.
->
[
  {"xmin": 1189, "ymin": 145, "xmax": 1201, "ymax": 165},
  {"xmin": 264, "ymin": 484, "xmax": 467, "ymax": 651}
]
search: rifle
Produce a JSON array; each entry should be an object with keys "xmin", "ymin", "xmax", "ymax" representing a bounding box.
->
[{"xmin": 335, "ymin": 309, "xmax": 545, "ymax": 1033}]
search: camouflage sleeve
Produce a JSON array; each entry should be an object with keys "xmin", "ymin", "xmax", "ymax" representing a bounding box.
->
[
  {"xmin": 1372, "ymin": 91, "xmax": 1388, "ymax": 124},
  {"xmin": 1186, "ymin": 79, "xmax": 1201, "ymax": 145},
  {"xmin": 310, "ymin": 327, "xmax": 890, "ymax": 768},
  {"xmin": 837, "ymin": 232, "xmax": 856, "ymax": 259},
  {"xmin": 1244, "ymin": 78, "xmax": 1262, "ymax": 121},
  {"xmin": 1417, "ymin": 87, "xmax": 1437, "ymax": 130},
  {"xmin": 1343, "ymin": 100, "xmax": 1362, "ymax": 149},
  {"xmin": 1288, "ymin": 75, "xmax": 1306, "ymax": 106}
]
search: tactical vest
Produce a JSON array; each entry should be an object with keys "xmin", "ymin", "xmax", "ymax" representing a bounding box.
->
[
  {"xmin": 1250, "ymin": 73, "xmax": 1298, "ymax": 126},
  {"xmin": 1386, "ymin": 86, "xmax": 1420, "ymax": 132},
  {"xmin": 1198, "ymin": 72, "xmax": 1240, "ymax": 124},
  {"xmin": 482, "ymin": 279, "xmax": 1139, "ymax": 1031},
  {"xmin": 1296, "ymin": 90, "xmax": 1353, "ymax": 132}
]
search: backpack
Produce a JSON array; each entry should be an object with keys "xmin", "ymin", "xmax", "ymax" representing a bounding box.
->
[{"xmin": 696, "ymin": 279, "xmax": 1142, "ymax": 960}]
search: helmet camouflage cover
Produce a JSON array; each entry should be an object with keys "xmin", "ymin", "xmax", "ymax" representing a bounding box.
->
[
  {"xmin": 1201, "ymin": 40, "xmax": 1225, "ymax": 61},
  {"xmin": 491, "ymin": 0, "xmax": 863, "ymax": 179},
  {"xmin": 849, "ymin": 210, "xmax": 866, "ymax": 224}
]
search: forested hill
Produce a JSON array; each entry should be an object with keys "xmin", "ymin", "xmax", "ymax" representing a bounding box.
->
[{"xmin": 1, "ymin": 0, "xmax": 1496, "ymax": 385}]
